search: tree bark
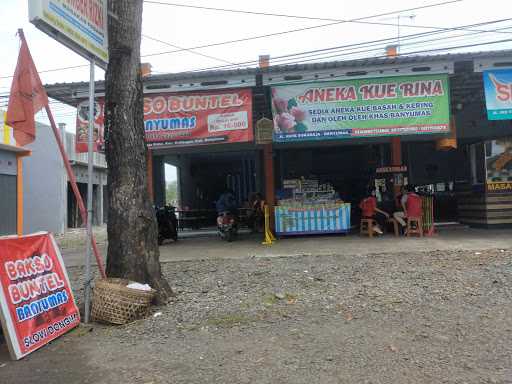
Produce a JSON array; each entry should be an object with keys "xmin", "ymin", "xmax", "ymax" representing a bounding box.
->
[{"xmin": 104, "ymin": 0, "xmax": 173, "ymax": 302}]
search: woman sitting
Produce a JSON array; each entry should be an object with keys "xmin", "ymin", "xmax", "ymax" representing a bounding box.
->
[{"xmin": 359, "ymin": 187, "xmax": 390, "ymax": 235}]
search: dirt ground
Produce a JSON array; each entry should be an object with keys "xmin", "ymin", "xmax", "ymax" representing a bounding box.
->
[{"xmin": 1, "ymin": 247, "xmax": 511, "ymax": 384}]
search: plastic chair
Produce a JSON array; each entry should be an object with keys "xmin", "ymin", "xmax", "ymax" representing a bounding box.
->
[{"xmin": 406, "ymin": 216, "xmax": 423, "ymax": 237}]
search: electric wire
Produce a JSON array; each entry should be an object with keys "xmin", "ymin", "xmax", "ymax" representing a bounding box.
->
[
  {"xmin": 143, "ymin": 0, "xmax": 512, "ymax": 36},
  {"xmin": 0, "ymin": 1, "xmax": 502, "ymax": 80}
]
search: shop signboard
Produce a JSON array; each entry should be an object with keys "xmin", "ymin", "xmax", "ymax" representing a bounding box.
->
[
  {"xmin": 29, "ymin": 0, "xmax": 108, "ymax": 66},
  {"xmin": 483, "ymin": 69, "xmax": 512, "ymax": 120},
  {"xmin": 0, "ymin": 232, "xmax": 80, "ymax": 360},
  {"xmin": 255, "ymin": 117, "xmax": 274, "ymax": 145},
  {"xmin": 376, "ymin": 165, "xmax": 408, "ymax": 174},
  {"xmin": 76, "ymin": 88, "xmax": 253, "ymax": 150},
  {"xmin": 144, "ymin": 89, "xmax": 253, "ymax": 147},
  {"xmin": 271, "ymin": 74, "xmax": 450, "ymax": 142},
  {"xmin": 486, "ymin": 138, "xmax": 512, "ymax": 193}
]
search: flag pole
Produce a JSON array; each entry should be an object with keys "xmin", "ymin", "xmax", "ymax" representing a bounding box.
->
[
  {"xmin": 43, "ymin": 103, "xmax": 106, "ymax": 278},
  {"xmin": 13, "ymin": 30, "xmax": 105, "ymax": 279},
  {"xmin": 84, "ymin": 59, "xmax": 95, "ymax": 323}
]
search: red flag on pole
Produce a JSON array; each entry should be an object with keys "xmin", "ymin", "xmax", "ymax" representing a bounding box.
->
[{"xmin": 6, "ymin": 30, "xmax": 49, "ymax": 147}]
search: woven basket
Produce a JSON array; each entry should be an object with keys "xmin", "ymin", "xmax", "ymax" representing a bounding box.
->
[{"xmin": 91, "ymin": 278, "xmax": 156, "ymax": 325}]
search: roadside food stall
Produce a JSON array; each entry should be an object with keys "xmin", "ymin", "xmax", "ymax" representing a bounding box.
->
[{"xmin": 275, "ymin": 178, "xmax": 350, "ymax": 236}]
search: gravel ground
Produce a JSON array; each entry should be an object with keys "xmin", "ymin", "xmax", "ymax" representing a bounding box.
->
[{"xmin": 1, "ymin": 248, "xmax": 511, "ymax": 384}]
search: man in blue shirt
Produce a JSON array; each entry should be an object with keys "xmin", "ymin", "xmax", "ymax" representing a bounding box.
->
[{"xmin": 216, "ymin": 189, "xmax": 237, "ymax": 214}]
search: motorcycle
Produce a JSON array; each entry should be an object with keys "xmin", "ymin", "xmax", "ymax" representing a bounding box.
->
[
  {"xmin": 217, "ymin": 211, "xmax": 238, "ymax": 242},
  {"xmin": 155, "ymin": 205, "xmax": 178, "ymax": 245}
]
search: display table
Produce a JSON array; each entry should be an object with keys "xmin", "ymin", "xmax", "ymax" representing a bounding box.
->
[{"xmin": 274, "ymin": 203, "xmax": 351, "ymax": 236}]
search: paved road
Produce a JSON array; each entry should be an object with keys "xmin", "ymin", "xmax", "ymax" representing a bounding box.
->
[{"xmin": 60, "ymin": 228, "xmax": 512, "ymax": 267}]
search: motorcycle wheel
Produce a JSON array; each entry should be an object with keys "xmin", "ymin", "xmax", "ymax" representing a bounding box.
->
[{"xmin": 226, "ymin": 230, "xmax": 234, "ymax": 242}]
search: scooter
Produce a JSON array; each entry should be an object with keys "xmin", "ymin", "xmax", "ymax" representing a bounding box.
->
[
  {"xmin": 217, "ymin": 211, "xmax": 238, "ymax": 242},
  {"xmin": 155, "ymin": 205, "xmax": 178, "ymax": 245}
]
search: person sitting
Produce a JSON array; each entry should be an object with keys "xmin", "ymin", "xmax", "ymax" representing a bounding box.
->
[
  {"xmin": 393, "ymin": 185, "xmax": 422, "ymax": 231},
  {"xmin": 359, "ymin": 187, "xmax": 390, "ymax": 235},
  {"xmin": 247, "ymin": 193, "xmax": 265, "ymax": 233},
  {"xmin": 216, "ymin": 189, "xmax": 237, "ymax": 215}
]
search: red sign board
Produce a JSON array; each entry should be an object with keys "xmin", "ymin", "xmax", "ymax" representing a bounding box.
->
[
  {"xmin": 75, "ymin": 88, "xmax": 253, "ymax": 152},
  {"xmin": 144, "ymin": 88, "xmax": 253, "ymax": 147},
  {"xmin": 0, "ymin": 232, "xmax": 80, "ymax": 360}
]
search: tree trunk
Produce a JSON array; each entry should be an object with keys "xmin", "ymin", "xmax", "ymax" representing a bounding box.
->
[{"xmin": 104, "ymin": 0, "xmax": 173, "ymax": 302}]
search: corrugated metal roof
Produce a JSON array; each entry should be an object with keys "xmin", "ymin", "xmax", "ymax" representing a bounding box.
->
[{"xmin": 44, "ymin": 49, "xmax": 512, "ymax": 106}]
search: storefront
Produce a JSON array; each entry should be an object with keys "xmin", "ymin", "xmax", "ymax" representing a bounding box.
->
[
  {"xmin": 267, "ymin": 73, "xmax": 451, "ymax": 235},
  {"xmin": 44, "ymin": 49, "xmax": 512, "ymax": 232},
  {"xmin": 143, "ymin": 86, "xmax": 261, "ymax": 230}
]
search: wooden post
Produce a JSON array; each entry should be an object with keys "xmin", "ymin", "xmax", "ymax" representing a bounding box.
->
[
  {"xmin": 147, "ymin": 148, "xmax": 154, "ymax": 202},
  {"xmin": 16, "ymin": 156, "xmax": 23, "ymax": 236},
  {"xmin": 391, "ymin": 137, "xmax": 402, "ymax": 198},
  {"xmin": 263, "ymin": 143, "xmax": 275, "ymax": 230}
]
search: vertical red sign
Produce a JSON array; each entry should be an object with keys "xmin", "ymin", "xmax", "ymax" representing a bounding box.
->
[
  {"xmin": 0, "ymin": 232, "xmax": 80, "ymax": 360},
  {"xmin": 75, "ymin": 100, "xmax": 105, "ymax": 153}
]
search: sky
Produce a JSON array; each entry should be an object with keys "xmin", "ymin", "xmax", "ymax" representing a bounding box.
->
[{"xmin": 1, "ymin": 0, "xmax": 512, "ymax": 182}]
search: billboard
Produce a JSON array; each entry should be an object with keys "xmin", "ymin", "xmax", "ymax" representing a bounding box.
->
[
  {"xmin": 0, "ymin": 232, "xmax": 80, "ymax": 360},
  {"xmin": 483, "ymin": 69, "xmax": 512, "ymax": 120},
  {"xmin": 271, "ymin": 74, "xmax": 450, "ymax": 142},
  {"xmin": 76, "ymin": 88, "xmax": 253, "ymax": 151},
  {"xmin": 486, "ymin": 138, "xmax": 512, "ymax": 193},
  {"xmin": 29, "ymin": 0, "xmax": 108, "ymax": 65},
  {"xmin": 144, "ymin": 89, "xmax": 253, "ymax": 147}
]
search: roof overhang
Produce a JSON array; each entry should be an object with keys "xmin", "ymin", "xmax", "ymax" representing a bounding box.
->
[
  {"xmin": 44, "ymin": 49, "xmax": 512, "ymax": 107},
  {"xmin": 0, "ymin": 143, "xmax": 31, "ymax": 156}
]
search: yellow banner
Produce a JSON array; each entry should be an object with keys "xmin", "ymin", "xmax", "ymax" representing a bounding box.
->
[
  {"xmin": 487, "ymin": 182, "xmax": 512, "ymax": 192},
  {"xmin": 1, "ymin": 111, "xmax": 14, "ymax": 145}
]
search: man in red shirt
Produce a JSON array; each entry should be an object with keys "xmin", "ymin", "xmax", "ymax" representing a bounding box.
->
[
  {"xmin": 359, "ymin": 187, "xmax": 390, "ymax": 235},
  {"xmin": 393, "ymin": 185, "xmax": 422, "ymax": 229}
]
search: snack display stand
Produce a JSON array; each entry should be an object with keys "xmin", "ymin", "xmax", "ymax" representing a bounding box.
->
[{"xmin": 275, "ymin": 178, "xmax": 351, "ymax": 236}]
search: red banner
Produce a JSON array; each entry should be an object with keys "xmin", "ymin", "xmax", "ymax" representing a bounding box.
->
[
  {"xmin": 75, "ymin": 88, "xmax": 253, "ymax": 152},
  {"xmin": 144, "ymin": 88, "xmax": 253, "ymax": 147},
  {"xmin": 0, "ymin": 232, "xmax": 80, "ymax": 360}
]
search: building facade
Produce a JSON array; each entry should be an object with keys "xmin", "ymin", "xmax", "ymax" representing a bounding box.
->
[
  {"xmin": 1, "ymin": 112, "xmax": 107, "ymax": 236},
  {"xmin": 45, "ymin": 49, "xmax": 512, "ymax": 229}
]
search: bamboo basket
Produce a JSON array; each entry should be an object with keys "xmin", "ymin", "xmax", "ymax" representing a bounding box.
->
[{"xmin": 91, "ymin": 278, "xmax": 156, "ymax": 325}]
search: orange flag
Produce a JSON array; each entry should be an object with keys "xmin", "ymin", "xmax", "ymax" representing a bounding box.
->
[{"xmin": 6, "ymin": 30, "xmax": 49, "ymax": 147}]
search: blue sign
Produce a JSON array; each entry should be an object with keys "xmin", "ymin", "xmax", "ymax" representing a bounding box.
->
[{"xmin": 483, "ymin": 69, "xmax": 512, "ymax": 120}]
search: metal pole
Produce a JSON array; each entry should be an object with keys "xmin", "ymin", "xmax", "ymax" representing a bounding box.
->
[
  {"xmin": 44, "ymin": 107, "xmax": 106, "ymax": 278},
  {"xmin": 84, "ymin": 59, "xmax": 95, "ymax": 324}
]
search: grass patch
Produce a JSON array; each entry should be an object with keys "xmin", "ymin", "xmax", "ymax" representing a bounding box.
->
[
  {"xmin": 263, "ymin": 294, "xmax": 280, "ymax": 306},
  {"xmin": 262, "ymin": 292, "xmax": 298, "ymax": 306}
]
